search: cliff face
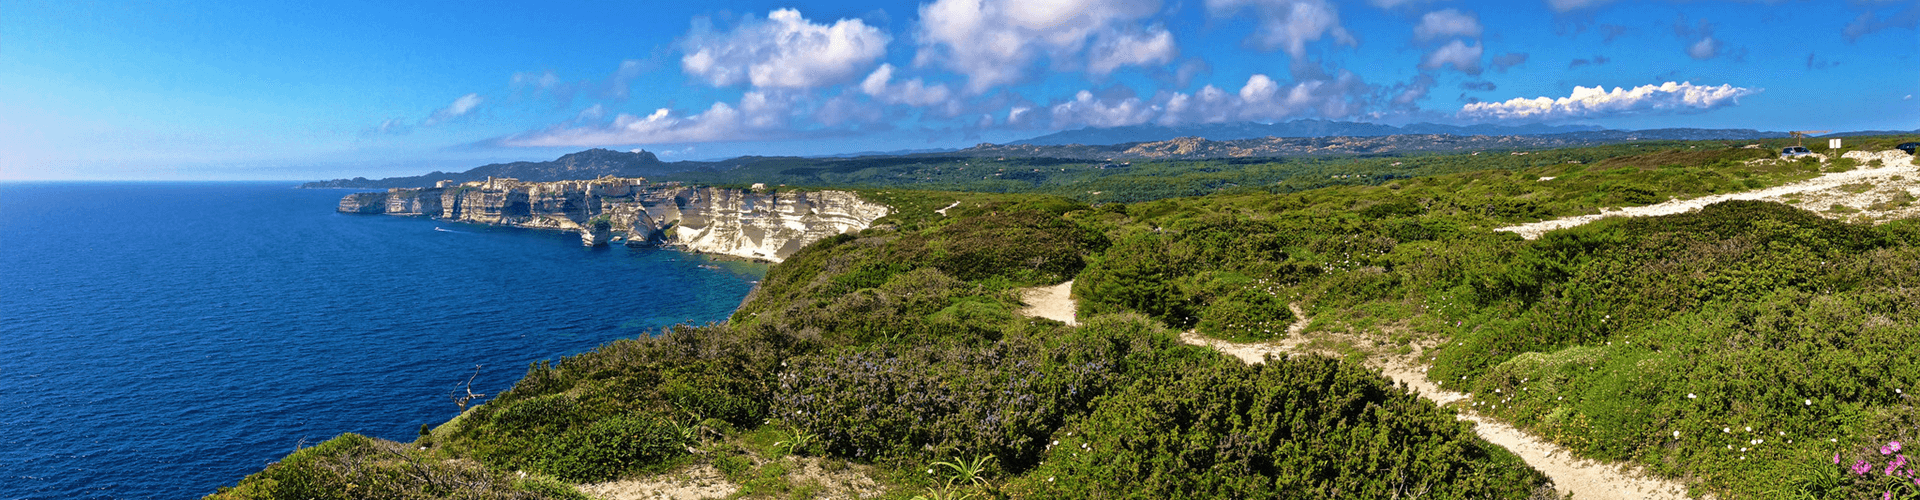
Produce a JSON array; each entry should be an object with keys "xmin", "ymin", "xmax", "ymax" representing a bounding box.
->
[{"xmin": 338, "ymin": 177, "xmax": 889, "ymax": 262}]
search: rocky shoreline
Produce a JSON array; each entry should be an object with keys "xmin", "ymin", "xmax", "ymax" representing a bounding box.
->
[{"xmin": 337, "ymin": 176, "xmax": 889, "ymax": 263}]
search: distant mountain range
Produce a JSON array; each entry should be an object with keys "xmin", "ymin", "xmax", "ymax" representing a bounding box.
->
[
  {"xmin": 1012, "ymin": 120, "xmax": 1800, "ymax": 145},
  {"xmin": 303, "ymin": 121, "xmax": 1915, "ymax": 189},
  {"xmin": 301, "ymin": 148, "xmax": 687, "ymax": 189}
]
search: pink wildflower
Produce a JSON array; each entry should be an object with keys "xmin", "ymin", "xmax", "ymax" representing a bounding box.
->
[
  {"xmin": 1854, "ymin": 459, "xmax": 1874, "ymax": 475},
  {"xmin": 1892, "ymin": 441, "xmax": 1904, "ymax": 453},
  {"xmin": 1834, "ymin": 452, "xmax": 1842, "ymax": 464}
]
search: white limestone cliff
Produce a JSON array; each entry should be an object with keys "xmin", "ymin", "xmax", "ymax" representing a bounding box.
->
[{"xmin": 337, "ymin": 176, "xmax": 889, "ymax": 263}]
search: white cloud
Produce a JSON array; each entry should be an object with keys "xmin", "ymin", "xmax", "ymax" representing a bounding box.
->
[
  {"xmin": 680, "ymin": 9, "xmax": 890, "ymax": 89},
  {"xmin": 914, "ymin": 0, "xmax": 1170, "ymax": 93},
  {"xmin": 1050, "ymin": 90, "xmax": 1157, "ymax": 128},
  {"xmin": 1039, "ymin": 72, "xmax": 1373, "ymax": 129},
  {"xmin": 1458, "ymin": 81, "xmax": 1757, "ymax": 121},
  {"xmin": 859, "ymin": 64, "xmax": 955, "ymax": 107},
  {"xmin": 1206, "ymin": 0, "xmax": 1355, "ymax": 60},
  {"xmin": 370, "ymin": 118, "xmax": 411, "ymax": 136},
  {"xmin": 1687, "ymin": 36, "xmax": 1722, "ymax": 59},
  {"xmin": 1673, "ymin": 18, "xmax": 1730, "ymax": 60},
  {"xmin": 1546, "ymin": 0, "xmax": 1614, "ymax": 13},
  {"xmin": 1414, "ymin": 9, "xmax": 1482, "ymax": 41},
  {"xmin": 1368, "ymin": 0, "xmax": 1428, "ymax": 9},
  {"xmin": 576, "ymin": 104, "xmax": 606, "ymax": 121},
  {"xmin": 424, "ymin": 93, "xmax": 483, "ymax": 126},
  {"xmin": 501, "ymin": 92, "xmax": 801, "ymax": 146},
  {"xmin": 1420, "ymin": 40, "xmax": 1483, "ymax": 75},
  {"xmin": 1088, "ymin": 27, "xmax": 1178, "ymax": 76}
]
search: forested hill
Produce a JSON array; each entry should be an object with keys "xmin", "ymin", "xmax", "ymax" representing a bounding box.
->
[{"xmin": 299, "ymin": 148, "xmax": 684, "ymax": 189}]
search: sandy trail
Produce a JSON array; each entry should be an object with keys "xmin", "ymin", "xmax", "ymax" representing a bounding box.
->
[
  {"xmin": 1010, "ymin": 288, "xmax": 1693, "ymax": 499},
  {"xmin": 1019, "ymin": 280, "xmax": 1078, "ymax": 326},
  {"xmin": 1499, "ymin": 150, "xmax": 1919, "ymax": 239}
]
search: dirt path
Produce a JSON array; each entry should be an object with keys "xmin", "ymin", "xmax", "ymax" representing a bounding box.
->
[
  {"xmin": 1019, "ymin": 280, "xmax": 1077, "ymax": 326},
  {"xmin": 1010, "ymin": 290, "xmax": 1694, "ymax": 499},
  {"xmin": 1499, "ymin": 150, "xmax": 1919, "ymax": 239}
]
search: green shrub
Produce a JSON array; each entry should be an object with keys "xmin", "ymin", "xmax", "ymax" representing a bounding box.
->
[
  {"xmin": 532, "ymin": 413, "xmax": 687, "ymax": 482},
  {"xmin": 1009, "ymin": 356, "xmax": 1545, "ymax": 498},
  {"xmin": 205, "ymin": 433, "xmax": 588, "ymax": 500},
  {"xmin": 774, "ymin": 313, "xmax": 1198, "ymax": 473}
]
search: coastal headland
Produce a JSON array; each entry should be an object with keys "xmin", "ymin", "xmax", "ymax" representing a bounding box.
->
[{"xmin": 337, "ymin": 176, "xmax": 889, "ymax": 262}]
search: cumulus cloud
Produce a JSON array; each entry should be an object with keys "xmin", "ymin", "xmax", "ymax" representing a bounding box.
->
[
  {"xmin": 1049, "ymin": 88, "xmax": 1158, "ymax": 128},
  {"xmin": 914, "ymin": 0, "xmax": 1172, "ymax": 93},
  {"xmin": 1035, "ymin": 72, "xmax": 1373, "ymax": 129},
  {"xmin": 1420, "ymin": 40, "xmax": 1483, "ymax": 75},
  {"xmin": 1490, "ymin": 52, "xmax": 1529, "ymax": 72},
  {"xmin": 424, "ymin": 93, "xmax": 483, "ymax": 126},
  {"xmin": 1088, "ymin": 27, "xmax": 1179, "ymax": 76},
  {"xmin": 1206, "ymin": 0, "xmax": 1355, "ymax": 62},
  {"xmin": 680, "ymin": 9, "xmax": 890, "ymax": 89},
  {"xmin": 1414, "ymin": 9, "xmax": 1483, "ymax": 41},
  {"xmin": 1458, "ymin": 81, "xmax": 1757, "ymax": 121},
  {"xmin": 859, "ymin": 64, "xmax": 955, "ymax": 107},
  {"xmin": 501, "ymin": 91, "xmax": 802, "ymax": 146}
]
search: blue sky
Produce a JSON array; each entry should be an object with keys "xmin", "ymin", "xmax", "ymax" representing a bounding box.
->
[{"xmin": 2, "ymin": 0, "xmax": 1914, "ymax": 180}]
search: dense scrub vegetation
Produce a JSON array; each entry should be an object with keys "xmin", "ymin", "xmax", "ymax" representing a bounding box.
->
[
  {"xmin": 218, "ymin": 139, "xmax": 1920, "ymax": 499},
  {"xmin": 214, "ymin": 191, "xmax": 1547, "ymax": 499},
  {"xmin": 665, "ymin": 139, "xmax": 1920, "ymax": 210},
  {"xmin": 1038, "ymin": 147, "xmax": 1919, "ymax": 497}
]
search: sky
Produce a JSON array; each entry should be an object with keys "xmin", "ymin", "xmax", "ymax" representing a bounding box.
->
[{"xmin": 1, "ymin": 0, "xmax": 1915, "ymax": 180}]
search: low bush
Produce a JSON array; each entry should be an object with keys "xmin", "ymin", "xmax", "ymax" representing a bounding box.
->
[
  {"xmin": 1008, "ymin": 356, "xmax": 1545, "ymax": 498},
  {"xmin": 205, "ymin": 433, "xmax": 588, "ymax": 500}
]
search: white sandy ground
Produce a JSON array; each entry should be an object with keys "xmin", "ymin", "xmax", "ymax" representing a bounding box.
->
[
  {"xmin": 1013, "ymin": 284, "xmax": 1694, "ymax": 499},
  {"xmin": 1019, "ymin": 280, "xmax": 1079, "ymax": 326},
  {"xmin": 579, "ymin": 457, "xmax": 885, "ymax": 500},
  {"xmin": 1500, "ymin": 150, "xmax": 1920, "ymax": 239}
]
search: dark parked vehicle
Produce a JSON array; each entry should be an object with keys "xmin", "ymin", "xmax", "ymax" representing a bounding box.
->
[
  {"xmin": 1898, "ymin": 142, "xmax": 1918, "ymax": 155},
  {"xmin": 1780, "ymin": 146, "xmax": 1813, "ymax": 158}
]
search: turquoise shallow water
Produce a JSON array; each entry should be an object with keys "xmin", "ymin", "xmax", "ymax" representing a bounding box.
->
[{"xmin": 0, "ymin": 182, "xmax": 765, "ymax": 499}]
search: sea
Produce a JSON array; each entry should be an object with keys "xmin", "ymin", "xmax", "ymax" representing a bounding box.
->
[{"xmin": 0, "ymin": 182, "xmax": 766, "ymax": 499}]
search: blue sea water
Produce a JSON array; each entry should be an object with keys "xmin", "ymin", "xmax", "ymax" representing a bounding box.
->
[{"xmin": 0, "ymin": 182, "xmax": 766, "ymax": 499}]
